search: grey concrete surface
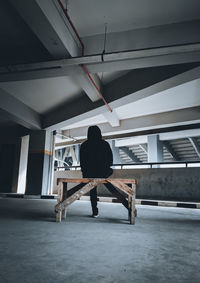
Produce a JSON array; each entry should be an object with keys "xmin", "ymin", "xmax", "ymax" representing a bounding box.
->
[{"xmin": 0, "ymin": 198, "xmax": 200, "ymax": 283}]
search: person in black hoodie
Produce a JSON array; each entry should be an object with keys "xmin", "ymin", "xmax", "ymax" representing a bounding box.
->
[{"xmin": 80, "ymin": 126, "xmax": 113, "ymax": 217}]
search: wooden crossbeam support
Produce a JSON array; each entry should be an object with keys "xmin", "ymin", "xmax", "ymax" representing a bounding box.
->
[
  {"xmin": 55, "ymin": 179, "xmax": 101, "ymax": 213},
  {"xmin": 66, "ymin": 183, "xmax": 85, "ymax": 198},
  {"xmin": 104, "ymin": 183, "xmax": 128, "ymax": 209},
  {"xmin": 107, "ymin": 180, "xmax": 134, "ymax": 196}
]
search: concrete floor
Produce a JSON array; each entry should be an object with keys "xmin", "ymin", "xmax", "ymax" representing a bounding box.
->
[{"xmin": 0, "ymin": 199, "xmax": 200, "ymax": 283}]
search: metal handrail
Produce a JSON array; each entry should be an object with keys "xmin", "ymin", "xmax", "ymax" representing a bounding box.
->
[{"xmin": 55, "ymin": 160, "xmax": 200, "ymax": 170}]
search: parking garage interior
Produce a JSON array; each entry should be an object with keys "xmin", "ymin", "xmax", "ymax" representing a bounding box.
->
[{"xmin": 0, "ymin": 0, "xmax": 200, "ymax": 282}]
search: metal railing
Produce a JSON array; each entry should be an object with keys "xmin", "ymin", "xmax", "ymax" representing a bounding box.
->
[{"xmin": 55, "ymin": 160, "xmax": 200, "ymax": 171}]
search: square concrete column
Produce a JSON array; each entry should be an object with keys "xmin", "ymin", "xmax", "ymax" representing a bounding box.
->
[
  {"xmin": 109, "ymin": 140, "xmax": 122, "ymax": 164},
  {"xmin": 12, "ymin": 135, "xmax": 29, "ymax": 194},
  {"xmin": 147, "ymin": 135, "xmax": 163, "ymax": 164},
  {"xmin": 26, "ymin": 130, "xmax": 54, "ymax": 195},
  {"xmin": 74, "ymin": 144, "xmax": 80, "ymax": 165}
]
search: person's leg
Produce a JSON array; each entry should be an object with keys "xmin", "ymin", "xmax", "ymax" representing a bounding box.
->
[{"xmin": 90, "ymin": 186, "xmax": 98, "ymax": 216}]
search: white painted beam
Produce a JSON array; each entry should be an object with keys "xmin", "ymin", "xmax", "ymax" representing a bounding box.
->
[
  {"xmin": 87, "ymin": 51, "xmax": 200, "ymax": 73},
  {"xmin": 0, "ymin": 88, "xmax": 41, "ymax": 129},
  {"xmin": 119, "ymin": 146, "xmax": 141, "ymax": 163},
  {"xmin": 163, "ymin": 141, "xmax": 179, "ymax": 161},
  {"xmin": 61, "ymin": 107, "xmax": 200, "ymax": 139},
  {"xmin": 114, "ymin": 129, "xmax": 200, "ymax": 147},
  {"xmin": 103, "ymin": 110, "xmax": 120, "ymax": 127},
  {"xmin": 139, "ymin": 144, "xmax": 148, "ymax": 154},
  {"xmin": 188, "ymin": 137, "xmax": 200, "ymax": 159},
  {"xmin": 9, "ymin": 0, "xmax": 82, "ymax": 58},
  {"xmin": 0, "ymin": 44, "xmax": 200, "ymax": 82},
  {"xmin": 43, "ymin": 65, "xmax": 200, "ymax": 130},
  {"xmin": 105, "ymin": 65, "xmax": 200, "ymax": 111},
  {"xmin": 115, "ymin": 136, "xmax": 147, "ymax": 147},
  {"xmin": 160, "ymin": 129, "xmax": 200, "ymax": 141},
  {"xmin": 73, "ymin": 68, "xmax": 102, "ymax": 102}
]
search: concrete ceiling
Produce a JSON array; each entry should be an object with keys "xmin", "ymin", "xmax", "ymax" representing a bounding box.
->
[
  {"xmin": 0, "ymin": 0, "xmax": 200, "ymax": 141},
  {"xmin": 0, "ymin": 1, "xmax": 51, "ymax": 66},
  {"xmin": 0, "ymin": 76, "xmax": 82, "ymax": 114},
  {"xmin": 66, "ymin": 0, "xmax": 200, "ymax": 36}
]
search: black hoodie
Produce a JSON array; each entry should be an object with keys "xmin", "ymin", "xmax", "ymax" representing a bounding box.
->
[{"xmin": 80, "ymin": 126, "xmax": 113, "ymax": 178}]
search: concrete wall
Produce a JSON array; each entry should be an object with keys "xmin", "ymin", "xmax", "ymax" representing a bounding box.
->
[{"xmin": 54, "ymin": 168, "xmax": 200, "ymax": 202}]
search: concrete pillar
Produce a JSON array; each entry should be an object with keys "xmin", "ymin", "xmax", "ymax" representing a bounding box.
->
[
  {"xmin": 109, "ymin": 140, "xmax": 122, "ymax": 164},
  {"xmin": 147, "ymin": 135, "xmax": 163, "ymax": 164},
  {"xmin": 74, "ymin": 144, "xmax": 80, "ymax": 165},
  {"xmin": 0, "ymin": 143, "xmax": 16, "ymax": 193},
  {"xmin": 12, "ymin": 135, "xmax": 29, "ymax": 194},
  {"xmin": 25, "ymin": 130, "xmax": 53, "ymax": 195}
]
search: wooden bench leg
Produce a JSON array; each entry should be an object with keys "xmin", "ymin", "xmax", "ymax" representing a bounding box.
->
[
  {"xmin": 57, "ymin": 182, "xmax": 63, "ymax": 203},
  {"xmin": 128, "ymin": 195, "xmax": 131, "ymax": 221},
  {"xmin": 56, "ymin": 182, "xmax": 68, "ymax": 222},
  {"xmin": 62, "ymin": 183, "xmax": 68, "ymax": 220},
  {"xmin": 130, "ymin": 184, "xmax": 136, "ymax": 225},
  {"xmin": 56, "ymin": 210, "xmax": 62, "ymax": 222},
  {"xmin": 130, "ymin": 197, "xmax": 135, "ymax": 225},
  {"xmin": 56, "ymin": 182, "xmax": 63, "ymax": 222},
  {"xmin": 62, "ymin": 207, "xmax": 67, "ymax": 219}
]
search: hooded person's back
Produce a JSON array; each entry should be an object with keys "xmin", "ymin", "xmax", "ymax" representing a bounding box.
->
[{"xmin": 80, "ymin": 126, "xmax": 113, "ymax": 178}]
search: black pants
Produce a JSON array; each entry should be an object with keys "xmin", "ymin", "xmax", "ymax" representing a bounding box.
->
[
  {"xmin": 86, "ymin": 170, "xmax": 113, "ymax": 215},
  {"xmin": 66, "ymin": 183, "xmax": 98, "ymax": 215},
  {"xmin": 90, "ymin": 187, "xmax": 98, "ymax": 215}
]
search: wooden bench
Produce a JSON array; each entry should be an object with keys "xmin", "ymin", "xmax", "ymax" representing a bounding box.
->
[{"xmin": 55, "ymin": 178, "xmax": 137, "ymax": 224}]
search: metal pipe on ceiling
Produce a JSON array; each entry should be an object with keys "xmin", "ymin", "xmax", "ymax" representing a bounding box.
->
[{"xmin": 57, "ymin": 0, "xmax": 112, "ymax": 112}]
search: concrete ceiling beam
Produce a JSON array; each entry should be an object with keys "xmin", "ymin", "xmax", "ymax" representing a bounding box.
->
[
  {"xmin": 139, "ymin": 144, "xmax": 148, "ymax": 154},
  {"xmin": 0, "ymin": 88, "xmax": 41, "ymax": 129},
  {"xmin": 188, "ymin": 137, "xmax": 200, "ymax": 159},
  {"xmin": 1, "ymin": 44, "xmax": 200, "ymax": 82},
  {"xmin": 111, "ymin": 129, "xmax": 200, "ymax": 147},
  {"xmin": 87, "ymin": 50, "xmax": 200, "ymax": 74},
  {"xmin": 115, "ymin": 136, "xmax": 148, "ymax": 147},
  {"xmin": 163, "ymin": 141, "xmax": 179, "ymax": 161},
  {"xmin": 10, "ymin": 0, "xmax": 104, "ymax": 102},
  {"xmin": 9, "ymin": 0, "xmax": 82, "ymax": 58},
  {"xmin": 73, "ymin": 68, "xmax": 103, "ymax": 102},
  {"xmin": 83, "ymin": 20, "xmax": 200, "ymax": 55},
  {"xmin": 61, "ymin": 106, "xmax": 200, "ymax": 140},
  {"xmin": 42, "ymin": 65, "xmax": 200, "ymax": 130},
  {"xmin": 160, "ymin": 129, "xmax": 200, "ymax": 141},
  {"xmin": 103, "ymin": 110, "xmax": 120, "ymax": 127},
  {"xmin": 119, "ymin": 146, "xmax": 141, "ymax": 163},
  {"xmin": 0, "ymin": 66, "xmax": 78, "ymax": 83},
  {"xmin": 103, "ymin": 64, "xmax": 200, "ymax": 109}
]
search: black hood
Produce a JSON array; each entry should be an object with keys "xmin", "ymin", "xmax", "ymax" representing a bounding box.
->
[{"xmin": 87, "ymin": 126, "xmax": 102, "ymax": 141}]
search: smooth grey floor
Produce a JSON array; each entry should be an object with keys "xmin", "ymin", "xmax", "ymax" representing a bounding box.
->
[{"xmin": 0, "ymin": 198, "xmax": 200, "ymax": 283}]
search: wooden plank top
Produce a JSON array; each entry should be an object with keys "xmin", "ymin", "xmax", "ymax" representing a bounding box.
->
[{"xmin": 57, "ymin": 178, "xmax": 137, "ymax": 185}]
